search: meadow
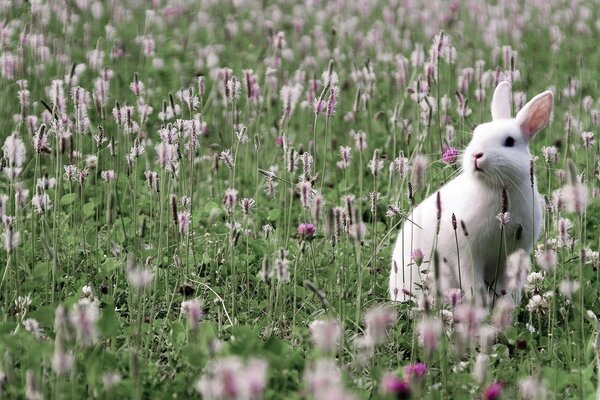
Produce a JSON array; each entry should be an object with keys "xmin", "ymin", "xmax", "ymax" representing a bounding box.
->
[{"xmin": 0, "ymin": 0, "xmax": 599, "ymax": 398}]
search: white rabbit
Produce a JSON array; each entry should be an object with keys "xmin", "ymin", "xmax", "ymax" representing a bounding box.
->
[{"xmin": 389, "ymin": 81, "xmax": 553, "ymax": 306}]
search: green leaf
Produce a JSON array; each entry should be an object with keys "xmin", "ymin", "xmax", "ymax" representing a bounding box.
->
[
  {"xmin": 32, "ymin": 261, "xmax": 51, "ymax": 279},
  {"xmin": 98, "ymin": 304, "xmax": 119, "ymax": 337},
  {"xmin": 268, "ymin": 209, "xmax": 280, "ymax": 221},
  {"xmin": 60, "ymin": 193, "xmax": 77, "ymax": 205},
  {"xmin": 82, "ymin": 201, "xmax": 95, "ymax": 217},
  {"xmin": 204, "ymin": 201, "xmax": 220, "ymax": 214},
  {"xmin": 28, "ymin": 305, "xmax": 55, "ymax": 327}
]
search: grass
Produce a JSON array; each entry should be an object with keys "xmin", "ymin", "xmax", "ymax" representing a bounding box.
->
[{"xmin": 0, "ymin": 0, "xmax": 599, "ymax": 399}]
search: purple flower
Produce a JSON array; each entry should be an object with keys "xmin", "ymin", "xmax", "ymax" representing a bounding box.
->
[
  {"xmin": 275, "ymin": 136, "xmax": 284, "ymax": 146},
  {"xmin": 483, "ymin": 382, "xmax": 503, "ymax": 400},
  {"xmin": 411, "ymin": 249, "xmax": 424, "ymax": 267},
  {"xmin": 297, "ymin": 223, "xmax": 316, "ymax": 239},
  {"xmin": 381, "ymin": 373, "xmax": 411, "ymax": 399},
  {"xmin": 442, "ymin": 146, "xmax": 458, "ymax": 165},
  {"xmin": 404, "ymin": 363, "xmax": 427, "ymax": 382}
]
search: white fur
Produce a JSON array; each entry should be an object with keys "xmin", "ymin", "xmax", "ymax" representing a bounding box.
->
[{"xmin": 390, "ymin": 82, "xmax": 552, "ymax": 305}]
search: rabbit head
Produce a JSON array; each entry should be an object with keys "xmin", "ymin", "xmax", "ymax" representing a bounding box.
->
[{"xmin": 462, "ymin": 81, "xmax": 553, "ymax": 187}]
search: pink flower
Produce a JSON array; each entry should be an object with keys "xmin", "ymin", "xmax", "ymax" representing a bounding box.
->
[
  {"xmin": 483, "ymin": 382, "xmax": 503, "ymax": 400},
  {"xmin": 297, "ymin": 223, "xmax": 316, "ymax": 239},
  {"xmin": 404, "ymin": 363, "xmax": 427, "ymax": 382},
  {"xmin": 417, "ymin": 317, "xmax": 442, "ymax": 356},
  {"xmin": 365, "ymin": 306, "xmax": 398, "ymax": 345},
  {"xmin": 442, "ymin": 146, "xmax": 458, "ymax": 165},
  {"xmin": 411, "ymin": 249, "xmax": 424, "ymax": 267},
  {"xmin": 181, "ymin": 298, "xmax": 203, "ymax": 331},
  {"xmin": 308, "ymin": 319, "xmax": 340, "ymax": 353},
  {"xmin": 274, "ymin": 136, "xmax": 284, "ymax": 146},
  {"xmin": 380, "ymin": 373, "xmax": 411, "ymax": 399}
]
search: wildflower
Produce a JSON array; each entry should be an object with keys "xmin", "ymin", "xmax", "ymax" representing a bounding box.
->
[
  {"xmin": 177, "ymin": 211, "xmax": 191, "ymax": 235},
  {"xmin": 196, "ymin": 357, "xmax": 268, "ymax": 400},
  {"xmin": 326, "ymin": 85, "xmax": 339, "ymax": 117},
  {"xmin": 336, "ymin": 146, "xmax": 352, "ymax": 170},
  {"xmin": 380, "ymin": 373, "xmax": 410, "ymax": 399},
  {"xmin": 445, "ymin": 288, "xmax": 463, "ymax": 306},
  {"xmin": 52, "ymin": 328, "xmax": 73, "ymax": 376},
  {"xmin": 526, "ymin": 294, "xmax": 548, "ymax": 313},
  {"xmin": 404, "ymin": 363, "xmax": 427, "ymax": 383},
  {"xmin": 222, "ymin": 188, "xmax": 238, "ymax": 214},
  {"xmin": 496, "ymin": 211, "xmax": 511, "ymax": 226},
  {"xmin": 297, "ymin": 181, "xmax": 312, "ymax": 209},
  {"xmin": 483, "ymin": 381, "xmax": 503, "ymax": 400},
  {"xmin": 386, "ymin": 205, "xmax": 402, "ymax": 218},
  {"xmin": 558, "ymin": 279, "xmax": 580, "ymax": 299},
  {"xmin": 583, "ymin": 248, "xmax": 599, "ymax": 270},
  {"xmin": 3, "ymin": 133, "xmax": 26, "ymax": 179},
  {"xmin": 392, "ymin": 156, "xmax": 410, "ymax": 178},
  {"xmin": 301, "ymin": 152, "xmax": 314, "ymax": 181},
  {"xmin": 473, "ymin": 354, "xmax": 488, "ymax": 384},
  {"xmin": 348, "ymin": 221, "xmax": 366, "ymax": 241},
  {"xmin": 561, "ymin": 181, "xmax": 588, "ymax": 214},
  {"xmin": 580, "ymin": 131, "xmax": 595, "ymax": 148},
  {"xmin": 181, "ymin": 298, "xmax": 204, "ymax": 332},
  {"xmin": 535, "ymin": 243, "xmax": 557, "ymax": 273},
  {"xmin": 491, "ymin": 296, "xmax": 515, "ymax": 330},
  {"xmin": 102, "ymin": 372, "xmax": 122, "ymax": 391},
  {"xmin": 220, "ymin": 149, "xmax": 235, "ymax": 169},
  {"xmin": 236, "ymin": 124, "xmax": 248, "ymax": 143},
  {"xmin": 64, "ymin": 165, "xmax": 79, "ymax": 181},
  {"xmin": 14, "ymin": 295, "xmax": 32, "ymax": 320},
  {"xmin": 354, "ymin": 335, "xmax": 375, "ymax": 366},
  {"xmin": 31, "ymin": 193, "xmax": 52, "ymax": 214},
  {"xmin": 240, "ymin": 198, "xmax": 256, "ymax": 218},
  {"xmin": 308, "ymin": 319, "xmax": 340, "ymax": 353},
  {"xmin": 519, "ymin": 375, "xmax": 548, "ymax": 400},
  {"xmin": 541, "ymin": 146, "xmax": 558, "ymax": 164},
  {"xmin": 2, "ymin": 218, "xmax": 20, "ymax": 252},
  {"xmin": 411, "ymin": 154, "xmax": 428, "ymax": 189},
  {"xmin": 351, "ymin": 130, "xmax": 367, "ymax": 152},
  {"xmin": 556, "ymin": 218, "xmax": 573, "ymax": 248},
  {"xmin": 22, "ymin": 318, "xmax": 44, "ymax": 340},
  {"xmin": 478, "ymin": 325, "xmax": 497, "ymax": 354},
  {"xmin": 297, "ymin": 223, "xmax": 316, "ymax": 239},
  {"xmin": 279, "ymin": 83, "xmax": 303, "ymax": 125},
  {"xmin": 127, "ymin": 266, "xmax": 154, "ymax": 291},
  {"xmin": 368, "ymin": 150, "xmax": 384, "ymax": 176},
  {"xmin": 25, "ymin": 370, "xmax": 42, "ymax": 400},
  {"xmin": 70, "ymin": 299, "xmax": 100, "ymax": 346},
  {"xmin": 272, "ymin": 249, "xmax": 290, "ymax": 283},
  {"xmin": 129, "ymin": 73, "xmax": 144, "ymax": 97},
  {"xmin": 411, "ymin": 249, "xmax": 424, "ymax": 267},
  {"xmin": 262, "ymin": 224, "xmax": 273, "ymax": 238},
  {"xmin": 311, "ymin": 194, "xmax": 324, "ymax": 224},
  {"xmin": 364, "ymin": 306, "xmax": 397, "ymax": 345},
  {"xmin": 525, "ymin": 272, "xmax": 545, "ymax": 293},
  {"xmin": 454, "ymin": 303, "xmax": 486, "ymax": 337},
  {"xmin": 417, "ymin": 316, "xmax": 442, "ymax": 357},
  {"xmin": 442, "ymin": 146, "xmax": 458, "ymax": 165},
  {"xmin": 304, "ymin": 359, "xmax": 343, "ymax": 398},
  {"xmin": 505, "ymin": 249, "xmax": 530, "ymax": 292},
  {"xmin": 313, "ymin": 98, "xmax": 325, "ymax": 116},
  {"xmin": 101, "ymin": 170, "xmax": 116, "ymax": 182}
]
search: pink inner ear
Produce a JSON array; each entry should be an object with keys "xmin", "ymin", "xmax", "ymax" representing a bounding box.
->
[{"xmin": 520, "ymin": 94, "xmax": 552, "ymax": 139}]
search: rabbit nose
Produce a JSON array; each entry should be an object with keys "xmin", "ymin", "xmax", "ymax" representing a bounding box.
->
[{"xmin": 473, "ymin": 152, "xmax": 484, "ymax": 159}]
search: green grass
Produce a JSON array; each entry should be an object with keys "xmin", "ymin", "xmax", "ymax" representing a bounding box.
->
[{"xmin": 0, "ymin": 0, "xmax": 599, "ymax": 399}]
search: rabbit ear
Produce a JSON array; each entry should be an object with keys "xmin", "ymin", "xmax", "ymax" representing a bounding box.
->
[
  {"xmin": 515, "ymin": 90, "xmax": 553, "ymax": 141},
  {"xmin": 491, "ymin": 81, "xmax": 512, "ymax": 120}
]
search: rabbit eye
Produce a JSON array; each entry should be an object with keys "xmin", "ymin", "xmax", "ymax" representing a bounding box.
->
[{"xmin": 504, "ymin": 136, "xmax": 515, "ymax": 147}]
